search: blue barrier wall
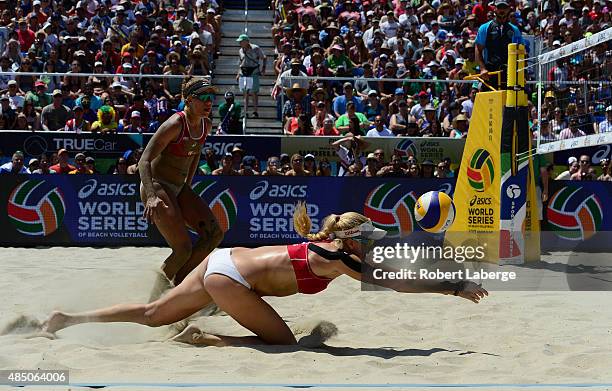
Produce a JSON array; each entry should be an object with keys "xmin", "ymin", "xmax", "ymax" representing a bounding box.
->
[{"xmin": 0, "ymin": 175, "xmax": 609, "ymax": 249}]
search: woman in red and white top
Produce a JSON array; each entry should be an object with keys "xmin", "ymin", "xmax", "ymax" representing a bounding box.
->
[
  {"xmin": 43, "ymin": 204, "xmax": 488, "ymax": 346},
  {"xmin": 138, "ymin": 76, "xmax": 223, "ymax": 285}
]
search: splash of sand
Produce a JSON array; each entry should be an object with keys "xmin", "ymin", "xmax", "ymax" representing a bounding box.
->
[{"xmin": 293, "ymin": 319, "xmax": 339, "ymax": 348}]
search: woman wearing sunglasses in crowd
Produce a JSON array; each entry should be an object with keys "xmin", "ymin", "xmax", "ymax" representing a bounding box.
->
[
  {"xmin": 43, "ymin": 204, "xmax": 488, "ymax": 345},
  {"xmin": 139, "ymin": 76, "xmax": 224, "ymax": 286}
]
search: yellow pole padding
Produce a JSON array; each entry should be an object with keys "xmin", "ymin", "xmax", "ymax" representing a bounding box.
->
[
  {"xmin": 507, "ymin": 43, "xmax": 517, "ymax": 106},
  {"xmin": 517, "ymin": 44, "xmax": 528, "ymax": 107}
]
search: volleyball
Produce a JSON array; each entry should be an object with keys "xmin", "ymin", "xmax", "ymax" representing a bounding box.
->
[{"xmin": 414, "ymin": 191, "xmax": 456, "ymax": 233}]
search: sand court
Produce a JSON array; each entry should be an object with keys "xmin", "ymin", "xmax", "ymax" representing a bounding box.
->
[{"xmin": 1, "ymin": 247, "xmax": 611, "ymax": 388}]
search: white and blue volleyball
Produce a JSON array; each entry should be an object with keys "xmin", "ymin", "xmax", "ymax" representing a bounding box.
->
[{"xmin": 414, "ymin": 191, "xmax": 456, "ymax": 233}]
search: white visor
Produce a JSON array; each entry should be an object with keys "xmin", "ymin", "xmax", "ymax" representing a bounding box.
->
[{"xmin": 333, "ymin": 221, "xmax": 387, "ymax": 240}]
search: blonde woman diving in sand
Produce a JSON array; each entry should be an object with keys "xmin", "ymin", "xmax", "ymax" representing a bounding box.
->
[{"xmin": 43, "ymin": 204, "xmax": 488, "ymax": 346}]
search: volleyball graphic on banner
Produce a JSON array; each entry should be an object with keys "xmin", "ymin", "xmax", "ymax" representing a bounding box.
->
[
  {"xmin": 467, "ymin": 148, "xmax": 495, "ymax": 192},
  {"xmin": 193, "ymin": 179, "xmax": 238, "ymax": 233},
  {"xmin": 414, "ymin": 191, "xmax": 456, "ymax": 233},
  {"xmin": 547, "ymin": 186, "xmax": 603, "ymax": 241},
  {"xmin": 393, "ymin": 139, "xmax": 418, "ymax": 161},
  {"xmin": 7, "ymin": 179, "xmax": 65, "ymax": 236},
  {"xmin": 364, "ymin": 183, "xmax": 417, "ymax": 237}
]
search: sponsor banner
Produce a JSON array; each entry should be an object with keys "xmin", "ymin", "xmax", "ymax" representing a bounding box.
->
[
  {"xmin": 201, "ymin": 135, "xmax": 281, "ymax": 161},
  {"xmin": 1, "ymin": 131, "xmax": 146, "ymax": 158},
  {"xmin": 550, "ymin": 142, "xmax": 612, "ymax": 167},
  {"xmin": 0, "ymin": 174, "xmax": 455, "ymax": 246},
  {"xmin": 280, "ymin": 136, "xmax": 466, "ymax": 166},
  {"xmin": 2, "ymin": 175, "xmax": 164, "ymax": 245}
]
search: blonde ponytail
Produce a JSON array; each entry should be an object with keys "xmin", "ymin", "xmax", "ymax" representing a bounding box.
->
[{"xmin": 293, "ymin": 203, "xmax": 369, "ymax": 243}]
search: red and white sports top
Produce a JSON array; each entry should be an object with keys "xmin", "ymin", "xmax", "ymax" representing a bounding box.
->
[{"xmin": 166, "ymin": 111, "xmax": 207, "ymax": 157}]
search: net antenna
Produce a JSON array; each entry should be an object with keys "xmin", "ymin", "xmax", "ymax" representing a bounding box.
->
[{"xmin": 535, "ymin": 27, "xmax": 612, "ymax": 155}]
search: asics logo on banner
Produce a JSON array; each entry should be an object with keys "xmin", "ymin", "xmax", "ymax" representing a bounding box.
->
[
  {"xmin": 592, "ymin": 145, "xmax": 610, "ymax": 164},
  {"xmin": 249, "ymin": 180, "xmax": 307, "ymax": 200},
  {"xmin": 438, "ymin": 183, "xmax": 452, "ymax": 195},
  {"xmin": 506, "ymin": 184, "xmax": 521, "ymax": 199},
  {"xmin": 79, "ymin": 179, "xmax": 98, "ymax": 198},
  {"xmin": 470, "ymin": 195, "xmax": 492, "ymax": 207},
  {"xmin": 78, "ymin": 179, "xmax": 137, "ymax": 199}
]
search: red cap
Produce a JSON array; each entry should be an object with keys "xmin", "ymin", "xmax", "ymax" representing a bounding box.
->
[
  {"xmin": 122, "ymin": 52, "xmax": 132, "ymax": 57},
  {"xmin": 35, "ymin": 80, "xmax": 46, "ymax": 87},
  {"xmin": 418, "ymin": 91, "xmax": 429, "ymax": 97}
]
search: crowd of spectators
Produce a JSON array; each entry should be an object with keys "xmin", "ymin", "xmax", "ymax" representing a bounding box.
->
[
  {"xmin": 269, "ymin": 0, "xmax": 612, "ymax": 139},
  {"xmin": 0, "ymin": 0, "xmax": 223, "ymax": 133},
  {"xmin": 2, "ymin": 142, "xmax": 611, "ymax": 180}
]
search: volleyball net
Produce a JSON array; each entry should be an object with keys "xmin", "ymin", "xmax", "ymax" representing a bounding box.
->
[{"xmin": 535, "ymin": 27, "xmax": 612, "ymax": 154}]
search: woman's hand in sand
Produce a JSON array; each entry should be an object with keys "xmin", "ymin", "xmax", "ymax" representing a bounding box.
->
[
  {"xmin": 457, "ymin": 281, "xmax": 488, "ymax": 303},
  {"xmin": 144, "ymin": 196, "xmax": 168, "ymax": 222}
]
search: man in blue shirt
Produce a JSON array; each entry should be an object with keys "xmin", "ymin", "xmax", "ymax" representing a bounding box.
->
[
  {"xmin": 333, "ymin": 82, "xmax": 364, "ymax": 117},
  {"xmin": 475, "ymin": 0, "xmax": 523, "ymax": 90}
]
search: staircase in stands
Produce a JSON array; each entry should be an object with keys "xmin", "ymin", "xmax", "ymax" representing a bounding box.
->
[{"xmin": 212, "ymin": 1, "xmax": 282, "ymax": 134}]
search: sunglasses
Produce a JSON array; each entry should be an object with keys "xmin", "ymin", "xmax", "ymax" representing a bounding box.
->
[
  {"xmin": 580, "ymin": 160, "xmax": 589, "ymax": 163},
  {"xmin": 195, "ymin": 93, "xmax": 214, "ymax": 102},
  {"xmin": 353, "ymin": 237, "xmax": 375, "ymax": 249},
  {"xmin": 292, "ymin": 159, "xmax": 303, "ymax": 163}
]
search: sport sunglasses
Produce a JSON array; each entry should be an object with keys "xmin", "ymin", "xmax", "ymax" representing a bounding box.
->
[{"xmin": 195, "ymin": 93, "xmax": 215, "ymax": 102}]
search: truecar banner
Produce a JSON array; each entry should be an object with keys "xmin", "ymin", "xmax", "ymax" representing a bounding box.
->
[{"xmin": 0, "ymin": 175, "xmax": 455, "ymax": 247}]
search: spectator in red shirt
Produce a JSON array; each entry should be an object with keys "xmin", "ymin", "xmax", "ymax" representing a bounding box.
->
[
  {"xmin": 315, "ymin": 118, "xmax": 340, "ymax": 136},
  {"xmin": 17, "ymin": 18, "xmax": 35, "ymax": 51},
  {"xmin": 123, "ymin": 94, "xmax": 151, "ymax": 124},
  {"xmin": 49, "ymin": 149, "xmax": 76, "ymax": 174}
]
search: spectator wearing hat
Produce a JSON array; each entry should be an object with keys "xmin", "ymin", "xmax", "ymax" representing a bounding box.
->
[
  {"xmin": 449, "ymin": 114, "xmax": 469, "ymax": 138},
  {"xmin": 0, "ymin": 94, "xmax": 15, "ymax": 128},
  {"xmin": 25, "ymin": 80, "xmax": 52, "ymax": 111},
  {"xmin": 74, "ymin": 82, "xmax": 104, "ymax": 113},
  {"xmin": 212, "ymin": 152, "xmax": 240, "ymax": 176},
  {"xmin": 327, "ymin": 44, "xmax": 353, "ymax": 75},
  {"xmin": 283, "ymin": 83, "xmax": 310, "ymax": 123},
  {"xmin": 6, "ymin": 80, "xmax": 24, "ymax": 110},
  {"xmin": 30, "ymin": 154, "xmax": 56, "ymax": 174},
  {"xmin": 533, "ymin": 118, "xmax": 556, "ymax": 142},
  {"xmin": 335, "ymin": 101, "xmax": 370, "ymax": 136},
  {"xmin": 475, "ymin": 0, "xmax": 523, "ymax": 89},
  {"xmin": 91, "ymin": 105, "xmax": 119, "ymax": 134},
  {"xmin": 362, "ymin": 153, "xmax": 379, "ymax": 177},
  {"xmin": 124, "ymin": 94, "xmax": 151, "ymax": 124},
  {"xmin": 123, "ymin": 110, "xmax": 146, "ymax": 133},
  {"xmin": 69, "ymin": 153, "xmax": 93, "ymax": 174},
  {"xmin": 239, "ymin": 155, "xmax": 260, "ymax": 176},
  {"xmin": 236, "ymin": 34, "xmax": 266, "ymax": 118},
  {"xmin": 311, "ymin": 100, "xmax": 334, "ymax": 130},
  {"xmin": 0, "ymin": 150, "xmax": 27, "ymax": 174},
  {"xmin": 363, "ymin": 90, "xmax": 386, "ymax": 122},
  {"xmin": 64, "ymin": 105, "xmax": 91, "ymax": 133},
  {"xmin": 17, "ymin": 17, "xmax": 35, "ymax": 51},
  {"xmin": 41, "ymin": 89, "xmax": 72, "ymax": 131},
  {"xmin": 409, "ymin": 91, "xmax": 430, "ymax": 122},
  {"xmin": 49, "ymin": 149, "xmax": 76, "ymax": 174},
  {"xmin": 558, "ymin": 118, "xmax": 586, "ymax": 140},
  {"xmin": 366, "ymin": 115, "xmax": 394, "ymax": 137},
  {"xmin": 217, "ymin": 91, "xmax": 242, "ymax": 134},
  {"xmin": 555, "ymin": 157, "xmax": 579, "ymax": 180},
  {"xmin": 596, "ymin": 106, "xmax": 612, "ymax": 134}
]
